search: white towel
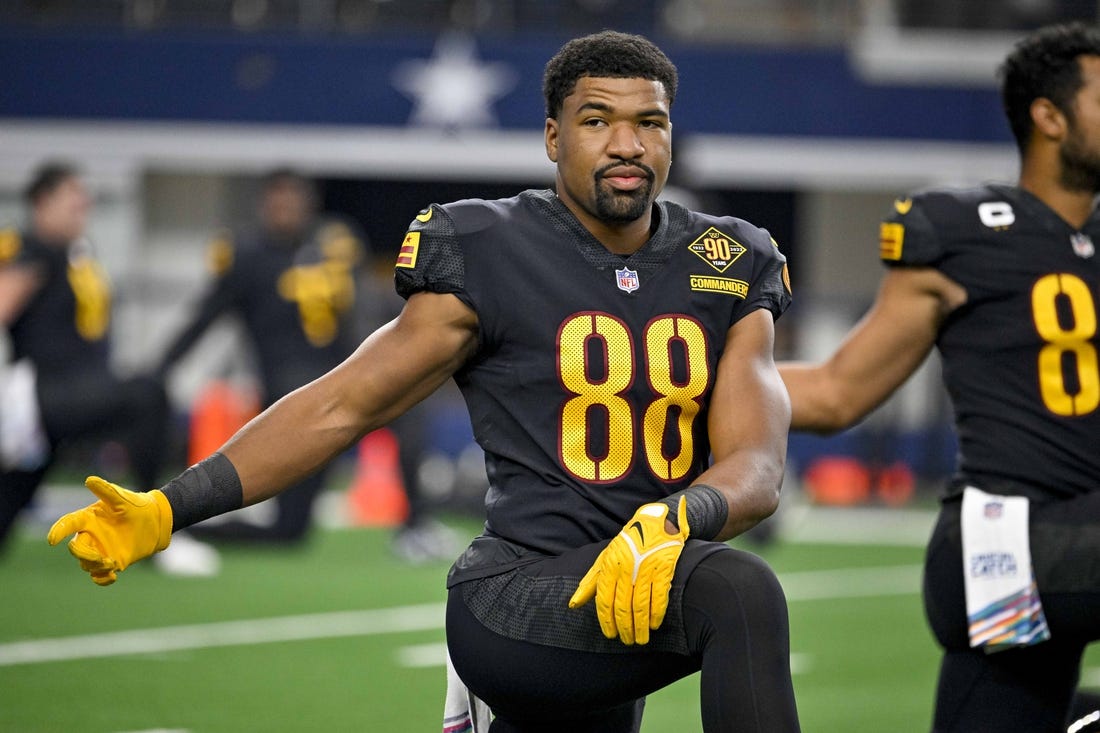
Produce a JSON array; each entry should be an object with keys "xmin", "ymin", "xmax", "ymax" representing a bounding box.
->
[
  {"xmin": 0, "ymin": 359, "xmax": 49, "ymax": 472},
  {"xmin": 442, "ymin": 651, "xmax": 491, "ymax": 733},
  {"xmin": 961, "ymin": 486, "xmax": 1050, "ymax": 653}
]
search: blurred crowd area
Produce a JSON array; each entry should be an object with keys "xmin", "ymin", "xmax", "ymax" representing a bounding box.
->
[{"xmin": 3, "ymin": 0, "xmax": 1096, "ymax": 43}]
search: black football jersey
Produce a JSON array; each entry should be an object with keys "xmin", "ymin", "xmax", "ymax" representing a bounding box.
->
[
  {"xmin": 881, "ymin": 184, "xmax": 1100, "ymax": 498},
  {"xmin": 1, "ymin": 230, "xmax": 112, "ymax": 379},
  {"xmin": 396, "ymin": 189, "xmax": 791, "ymax": 555}
]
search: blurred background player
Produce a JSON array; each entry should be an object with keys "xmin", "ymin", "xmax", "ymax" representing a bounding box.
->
[
  {"xmin": 157, "ymin": 168, "xmax": 458, "ymax": 562},
  {"xmin": 779, "ymin": 22, "xmax": 1100, "ymax": 733},
  {"xmin": 0, "ymin": 161, "xmax": 171, "ymax": 554}
]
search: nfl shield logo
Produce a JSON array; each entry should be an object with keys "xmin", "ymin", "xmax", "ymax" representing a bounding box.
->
[
  {"xmin": 615, "ymin": 267, "xmax": 640, "ymax": 293},
  {"xmin": 983, "ymin": 501, "xmax": 1003, "ymax": 519},
  {"xmin": 1071, "ymin": 232, "xmax": 1095, "ymax": 259}
]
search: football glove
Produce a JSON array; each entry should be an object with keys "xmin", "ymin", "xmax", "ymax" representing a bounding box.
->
[
  {"xmin": 568, "ymin": 497, "xmax": 689, "ymax": 645},
  {"xmin": 46, "ymin": 476, "xmax": 173, "ymax": 586}
]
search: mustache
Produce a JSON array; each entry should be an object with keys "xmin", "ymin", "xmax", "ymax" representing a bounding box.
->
[{"xmin": 595, "ymin": 160, "xmax": 656, "ymax": 183}]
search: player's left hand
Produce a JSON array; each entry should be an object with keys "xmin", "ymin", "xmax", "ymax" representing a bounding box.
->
[{"xmin": 568, "ymin": 497, "xmax": 689, "ymax": 645}]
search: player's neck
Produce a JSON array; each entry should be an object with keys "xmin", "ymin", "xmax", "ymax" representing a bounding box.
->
[
  {"xmin": 562, "ymin": 199, "xmax": 655, "ymax": 255},
  {"xmin": 590, "ymin": 219, "xmax": 652, "ymax": 255},
  {"xmin": 1019, "ymin": 167, "xmax": 1097, "ymax": 230}
]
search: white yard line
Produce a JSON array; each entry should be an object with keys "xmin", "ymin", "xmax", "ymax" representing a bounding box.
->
[
  {"xmin": 782, "ymin": 564, "xmax": 923, "ymax": 600},
  {"xmin": 396, "ymin": 641, "xmax": 449, "ymax": 668},
  {"xmin": 0, "ymin": 603, "xmax": 445, "ymax": 667},
  {"xmin": 778, "ymin": 503, "xmax": 937, "ymax": 547},
  {"xmin": 0, "ymin": 564, "xmax": 924, "ymax": 668},
  {"xmin": 1076, "ymin": 668, "xmax": 1100, "ymax": 688}
]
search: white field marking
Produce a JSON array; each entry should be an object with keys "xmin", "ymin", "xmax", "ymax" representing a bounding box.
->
[
  {"xmin": 396, "ymin": 641, "xmax": 449, "ymax": 668},
  {"xmin": 0, "ymin": 565, "xmax": 922, "ymax": 668},
  {"xmin": 0, "ymin": 603, "xmax": 445, "ymax": 668},
  {"xmin": 1077, "ymin": 668, "xmax": 1100, "ymax": 688},
  {"xmin": 789, "ymin": 653, "xmax": 812, "ymax": 675},
  {"xmin": 781, "ymin": 564, "xmax": 923, "ymax": 601},
  {"xmin": 779, "ymin": 504, "xmax": 936, "ymax": 547}
]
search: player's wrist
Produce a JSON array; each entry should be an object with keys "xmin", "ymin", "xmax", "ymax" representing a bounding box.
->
[
  {"xmin": 148, "ymin": 488, "xmax": 174, "ymax": 551},
  {"xmin": 159, "ymin": 452, "xmax": 243, "ymax": 532},
  {"xmin": 656, "ymin": 484, "xmax": 728, "ymax": 541}
]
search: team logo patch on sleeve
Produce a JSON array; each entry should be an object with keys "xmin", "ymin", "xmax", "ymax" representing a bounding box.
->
[
  {"xmin": 396, "ymin": 231, "xmax": 421, "ymax": 269},
  {"xmin": 880, "ymin": 222, "xmax": 904, "ymax": 261},
  {"xmin": 688, "ymin": 227, "xmax": 745, "ymax": 273}
]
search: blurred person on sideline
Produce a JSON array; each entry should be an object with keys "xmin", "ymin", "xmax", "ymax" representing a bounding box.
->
[
  {"xmin": 48, "ymin": 32, "xmax": 800, "ymax": 732},
  {"xmin": 779, "ymin": 23, "xmax": 1100, "ymax": 733},
  {"xmin": 157, "ymin": 168, "xmax": 458, "ymax": 563},
  {"xmin": 0, "ymin": 162, "xmax": 172, "ymax": 555}
]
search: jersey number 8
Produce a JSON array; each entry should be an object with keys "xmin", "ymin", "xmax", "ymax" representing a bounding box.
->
[{"xmin": 1032, "ymin": 273, "xmax": 1099, "ymax": 416}]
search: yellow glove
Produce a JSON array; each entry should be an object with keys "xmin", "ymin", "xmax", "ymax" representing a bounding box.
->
[
  {"xmin": 568, "ymin": 497, "xmax": 689, "ymax": 645},
  {"xmin": 46, "ymin": 476, "xmax": 173, "ymax": 586}
]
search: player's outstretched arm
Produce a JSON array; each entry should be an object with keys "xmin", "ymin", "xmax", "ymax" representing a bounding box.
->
[
  {"xmin": 779, "ymin": 266, "xmax": 959, "ymax": 433},
  {"xmin": 221, "ymin": 290, "xmax": 478, "ymax": 506},
  {"xmin": 47, "ymin": 291, "xmax": 479, "ymax": 585}
]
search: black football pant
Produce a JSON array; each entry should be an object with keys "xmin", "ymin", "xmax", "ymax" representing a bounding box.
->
[
  {"xmin": 447, "ymin": 545, "xmax": 802, "ymax": 732},
  {"xmin": 0, "ymin": 372, "xmax": 169, "ymax": 553},
  {"xmin": 924, "ymin": 493, "xmax": 1100, "ymax": 732}
]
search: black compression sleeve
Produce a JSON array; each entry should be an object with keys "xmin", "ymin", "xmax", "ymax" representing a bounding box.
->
[
  {"xmin": 658, "ymin": 484, "xmax": 729, "ymax": 541},
  {"xmin": 160, "ymin": 452, "xmax": 244, "ymax": 531}
]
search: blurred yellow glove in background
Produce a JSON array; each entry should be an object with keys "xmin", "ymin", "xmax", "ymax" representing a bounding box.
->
[
  {"xmin": 569, "ymin": 497, "xmax": 689, "ymax": 645},
  {"xmin": 46, "ymin": 476, "xmax": 172, "ymax": 586}
]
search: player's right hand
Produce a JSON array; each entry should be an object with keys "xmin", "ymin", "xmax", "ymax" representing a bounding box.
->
[
  {"xmin": 46, "ymin": 476, "xmax": 173, "ymax": 586},
  {"xmin": 568, "ymin": 497, "xmax": 689, "ymax": 645}
]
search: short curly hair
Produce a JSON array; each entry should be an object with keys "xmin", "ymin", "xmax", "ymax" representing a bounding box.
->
[
  {"xmin": 999, "ymin": 22, "xmax": 1100, "ymax": 154},
  {"xmin": 24, "ymin": 161, "xmax": 81, "ymax": 205},
  {"xmin": 542, "ymin": 31, "xmax": 678, "ymax": 120}
]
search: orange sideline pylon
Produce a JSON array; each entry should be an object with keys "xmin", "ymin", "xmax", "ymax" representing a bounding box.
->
[
  {"xmin": 803, "ymin": 456, "xmax": 871, "ymax": 506},
  {"xmin": 188, "ymin": 381, "xmax": 260, "ymax": 466},
  {"xmin": 346, "ymin": 428, "xmax": 410, "ymax": 527}
]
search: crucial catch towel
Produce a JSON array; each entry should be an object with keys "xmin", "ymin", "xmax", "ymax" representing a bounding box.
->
[{"xmin": 961, "ymin": 486, "xmax": 1050, "ymax": 653}]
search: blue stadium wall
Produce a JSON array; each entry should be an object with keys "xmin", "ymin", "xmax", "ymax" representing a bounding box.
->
[{"xmin": 0, "ymin": 27, "xmax": 1009, "ymax": 143}]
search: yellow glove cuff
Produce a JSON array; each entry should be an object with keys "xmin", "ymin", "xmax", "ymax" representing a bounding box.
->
[{"xmin": 148, "ymin": 488, "xmax": 174, "ymax": 552}]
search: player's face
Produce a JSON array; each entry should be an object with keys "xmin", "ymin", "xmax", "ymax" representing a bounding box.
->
[
  {"xmin": 36, "ymin": 175, "xmax": 90, "ymax": 245},
  {"xmin": 1061, "ymin": 55, "xmax": 1100, "ymax": 193},
  {"xmin": 546, "ymin": 76, "xmax": 672, "ymax": 232},
  {"xmin": 262, "ymin": 179, "xmax": 312, "ymax": 239}
]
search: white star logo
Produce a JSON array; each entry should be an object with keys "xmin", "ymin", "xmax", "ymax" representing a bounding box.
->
[{"xmin": 391, "ymin": 32, "xmax": 518, "ymax": 131}]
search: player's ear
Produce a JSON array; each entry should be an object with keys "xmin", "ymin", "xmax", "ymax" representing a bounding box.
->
[
  {"xmin": 545, "ymin": 118, "xmax": 559, "ymax": 163},
  {"xmin": 1030, "ymin": 97, "xmax": 1068, "ymax": 141}
]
